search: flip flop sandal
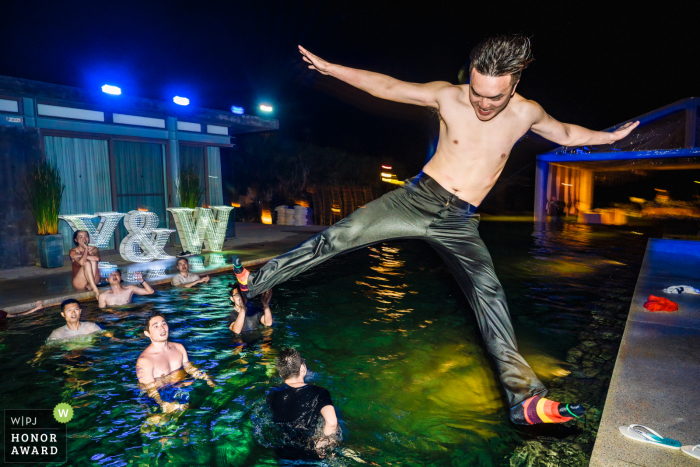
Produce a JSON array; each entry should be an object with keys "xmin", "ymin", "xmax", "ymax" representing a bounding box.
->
[
  {"xmin": 618, "ymin": 425, "xmax": 681, "ymax": 449},
  {"xmin": 682, "ymin": 445, "xmax": 700, "ymax": 460}
]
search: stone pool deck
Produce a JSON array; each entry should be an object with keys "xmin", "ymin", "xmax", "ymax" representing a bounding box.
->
[
  {"xmin": 0, "ymin": 222, "xmax": 325, "ymax": 315},
  {"xmin": 591, "ymin": 239, "xmax": 700, "ymax": 466}
]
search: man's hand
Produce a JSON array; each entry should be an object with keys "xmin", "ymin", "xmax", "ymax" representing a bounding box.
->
[
  {"xmin": 200, "ymin": 275, "xmax": 210, "ymax": 284},
  {"xmin": 299, "ymin": 46, "xmax": 332, "ymax": 75},
  {"xmin": 161, "ymin": 402, "xmax": 188, "ymax": 413},
  {"xmin": 608, "ymin": 121, "xmax": 639, "ymax": 143},
  {"xmin": 206, "ymin": 379, "xmax": 216, "ymax": 388},
  {"xmin": 261, "ymin": 290, "xmax": 272, "ymax": 308}
]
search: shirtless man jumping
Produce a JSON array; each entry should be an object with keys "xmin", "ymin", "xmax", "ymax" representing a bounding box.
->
[
  {"xmin": 233, "ymin": 35, "xmax": 638, "ymax": 425},
  {"xmin": 136, "ymin": 312, "xmax": 216, "ymax": 413},
  {"xmin": 95, "ymin": 270, "xmax": 154, "ymax": 308}
]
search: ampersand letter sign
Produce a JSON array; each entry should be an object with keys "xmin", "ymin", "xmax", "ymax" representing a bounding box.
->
[
  {"xmin": 167, "ymin": 206, "xmax": 234, "ymax": 255},
  {"xmin": 58, "ymin": 212, "xmax": 126, "ymax": 248},
  {"xmin": 119, "ymin": 210, "xmax": 175, "ymax": 262}
]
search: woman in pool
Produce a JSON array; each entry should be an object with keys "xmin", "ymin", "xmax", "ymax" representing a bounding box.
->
[{"xmin": 69, "ymin": 230, "xmax": 101, "ymax": 293}]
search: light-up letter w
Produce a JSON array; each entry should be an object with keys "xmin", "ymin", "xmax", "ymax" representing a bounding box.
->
[{"xmin": 167, "ymin": 206, "xmax": 234, "ymax": 255}]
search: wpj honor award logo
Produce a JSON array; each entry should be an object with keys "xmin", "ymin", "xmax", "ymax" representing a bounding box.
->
[{"xmin": 4, "ymin": 403, "xmax": 71, "ymax": 463}]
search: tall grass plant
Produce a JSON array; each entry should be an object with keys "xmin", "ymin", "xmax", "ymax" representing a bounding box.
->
[
  {"xmin": 15, "ymin": 160, "xmax": 65, "ymax": 235},
  {"xmin": 177, "ymin": 166, "xmax": 205, "ymax": 209}
]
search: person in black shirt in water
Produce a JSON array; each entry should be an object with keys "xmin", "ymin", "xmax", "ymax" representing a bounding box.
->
[
  {"xmin": 228, "ymin": 284, "xmax": 273, "ymax": 334},
  {"xmin": 267, "ymin": 348, "xmax": 339, "ymax": 459}
]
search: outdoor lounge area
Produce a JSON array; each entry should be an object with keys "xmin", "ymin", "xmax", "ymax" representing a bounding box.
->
[{"xmin": 535, "ymin": 97, "xmax": 700, "ymax": 226}]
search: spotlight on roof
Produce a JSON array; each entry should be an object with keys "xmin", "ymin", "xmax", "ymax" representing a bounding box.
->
[
  {"xmin": 231, "ymin": 106, "xmax": 245, "ymax": 115},
  {"xmin": 173, "ymin": 96, "xmax": 190, "ymax": 106},
  {"xmin": 101, "ymin": 84, "xmax": 121, "ymax": 95},
  {"xmin": 259, "ymin": 104, "xmax": 273, "ymax": 112}
]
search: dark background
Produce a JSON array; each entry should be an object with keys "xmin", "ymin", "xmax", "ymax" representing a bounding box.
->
[{"xmin": 1, "ymin": 1, "xmax": 697, "ymax": 190}]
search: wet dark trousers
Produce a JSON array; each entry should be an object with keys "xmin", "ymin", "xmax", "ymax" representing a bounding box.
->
[{"xmin": 248, "ymin": 173, "xmax": 547, "ymax": 407}]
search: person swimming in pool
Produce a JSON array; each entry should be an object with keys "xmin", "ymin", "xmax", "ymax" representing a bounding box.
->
[
  {"xmin": 232, "ymin": 34, "xmax": 637, "ymax": 425},
  {"xmin": 229, "ymin": 284, "xmax": 273, "ymax": 335},
  {"xmin": 47, "ymin": 299, "xmax": 102, "ymax": 340},
  {"xmin": 136, "ymin": 311, "xmax": 216, "ymax": 413},
  {"xmin": 267, "ymin": 348, "xmax": 340, "ymax": 460},
  {"xmin": 69, "ymin": 230, "xmax": 102, "ymax": 294},
  {"xmin": 171, "ymin": 257, "xmax": 210, "ymax": 287},
  {"xmin": 95, "ymin": 270, "xmax": 154, "ymax": 308}
]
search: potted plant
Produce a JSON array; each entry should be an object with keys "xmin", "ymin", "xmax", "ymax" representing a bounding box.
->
[
  {"xmin": 177, "ymin": 166, "xmax": 205, "ymax": 209},
  {"xmin": 16, "ymin": 160, "xmax": 65, "ymax": 268}
]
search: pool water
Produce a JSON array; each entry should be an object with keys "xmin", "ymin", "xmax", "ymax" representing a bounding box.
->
[{"xmin": 0, "ymin": 222, "xmax": 648, "ymax": 466}]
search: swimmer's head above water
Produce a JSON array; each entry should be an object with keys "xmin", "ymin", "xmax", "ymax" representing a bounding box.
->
[
  {"xmin": 143, "ymin": 311, "xmax": 168, "ymax": 343},
  {"xmin": 176, "ymin": 257, "xmax": 189, "ymax": 273},
  {"xmin": 105, "ymin": 269, "xmax": 122, "ymax": 285},
  {"xmin": 229, "ymin": 283, "xmax": 248, "ymax": 307},
  {"xmin": 459, "ymin": 34, "xmax": 533, "ymax": 122},
  {"xmin": 61, "ymin": 299, "xmax": 82, "ymax": 325},
  {"xmin": 275, "ymin": 348, "xmax": 307, "ymax": 382}
]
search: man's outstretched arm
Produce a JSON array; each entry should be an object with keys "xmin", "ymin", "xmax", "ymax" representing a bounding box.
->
[
  {"xmin": 529, "ymin": 101, "xmax": 639, "ymax": 147},
  {"xmin": 299, "ymin": 45, "xmax": 451, "ymax": 107}
]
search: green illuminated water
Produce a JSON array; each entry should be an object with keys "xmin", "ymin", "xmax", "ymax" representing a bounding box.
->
[{"xmin": 0, "ymin": 222, "xmax": 647, "ymax": 466}]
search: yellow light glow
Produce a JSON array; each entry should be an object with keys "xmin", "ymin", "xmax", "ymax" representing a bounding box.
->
[
  {"xmin": 561, "ymin": 183, "xmax": 573, "ymax": 186},
  {"xmin": 331, "ymin": 208, "xmax": 341, "ymax": 213},
  {"xmin": 382, "ymin": 177, "xmax": 405, "ymax": 185},
  {"xmin": 381, "ymin": 173, "xmax": 395, "ymax": 178},
  {"xmin": 230, "ymin": 202, "xmax": 241, "ymax": 207},
  {"xmin": 381, "ymin": 165, "xmax": 392, "ymax": 169},
  {"xmin": 695, "ymin": 181, "xmax": 700, "ymax": 184},
  {"xmin": 293, "ymin": 200, "xmax": 310, "ymax": 208},
  {"xmin": 261, "ymin": 209, "xmax": 272, "ymax": 224},
  {"xmin": 137, "ymin": 207, "xmax": 149, "ymax": 212}
]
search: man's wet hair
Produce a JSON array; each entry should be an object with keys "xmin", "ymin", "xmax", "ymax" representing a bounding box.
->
[
  {"xmin": 176, "ymin": 257, "xmax": 189, "ymax": 266},
  {"xmin": 61, "ymin": 298, "xmax": 80, "ymax": 313},
  {"xmin": 275, "ymin": 348, "xmax": 305, "ymax": 380},
  {"xmin": 72, "ymin": 230, "xmax": 89, "ymax": 246},
  {"xmin": 143, "ymin": 311, "xmax": 166, "ymax": 334},
  {"xmin": 460, "ymin": 34, "xmax": 533, "ymax": 85}
]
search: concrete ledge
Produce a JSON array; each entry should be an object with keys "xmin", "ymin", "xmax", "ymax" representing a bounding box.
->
[
  {"xmin": 591, "ymin": 238, "xmax": 700, "ymax": 466},
  {"xmin": 4, "ymin": 256, "xmax": 274, "ymax": 317}
]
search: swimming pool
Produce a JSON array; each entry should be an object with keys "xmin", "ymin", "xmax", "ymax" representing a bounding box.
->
[{"xmin": 0, "ymin": 222, "xmax": 648, "ymax": 466}]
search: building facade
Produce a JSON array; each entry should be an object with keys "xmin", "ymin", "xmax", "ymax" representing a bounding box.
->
[{"xmin": 0, "ymin": 75, "xmax": 277, "ymax": 268}]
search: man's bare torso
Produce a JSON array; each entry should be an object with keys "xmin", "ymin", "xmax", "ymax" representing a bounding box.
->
[
  {"xmin": 138, "ymin": 342, "xmax": 185, "ymax": 380},
  {"xmin": 100, "ymin": 286, "xmax": 136, "ymax": 307},
  {"xmin": 423, "ymin": 85, "xmax": 536, "ymax": 206}
]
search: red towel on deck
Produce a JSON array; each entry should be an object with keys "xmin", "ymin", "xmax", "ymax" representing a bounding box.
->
[{"xmin": 643, "ymin": 295, "xmax": 678, "ymax": 312}]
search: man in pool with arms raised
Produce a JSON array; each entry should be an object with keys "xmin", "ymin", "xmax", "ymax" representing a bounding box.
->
[{"xmin": 234, "ymin": 34, "xmax": 638, "ymax": 424}]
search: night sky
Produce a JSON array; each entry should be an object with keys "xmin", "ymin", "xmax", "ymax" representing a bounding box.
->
[{"xmin": 1, "ymin": 1, "xmax": 696, "ymax": 177}]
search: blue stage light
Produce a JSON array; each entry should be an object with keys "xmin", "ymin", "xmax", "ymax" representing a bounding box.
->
[
  {"xmin": 231, "ymin": 106, "xmax": 244, "ymax": 115},
  {"xmin": 173, "ymin": 96, "xmax": 190, "ymax": 106},
  {"xmin": 259, "ymin": 104, "xmax": 273, "ymax": 112},
  {"xmin": 102, "ymin": 84, "xmax": 121, "ymax": 95}
]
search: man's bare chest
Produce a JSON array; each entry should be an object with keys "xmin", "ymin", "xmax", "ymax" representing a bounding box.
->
[{"xmin": 151, "ymin": 352, "xmax": 183, "ymax": 378}]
